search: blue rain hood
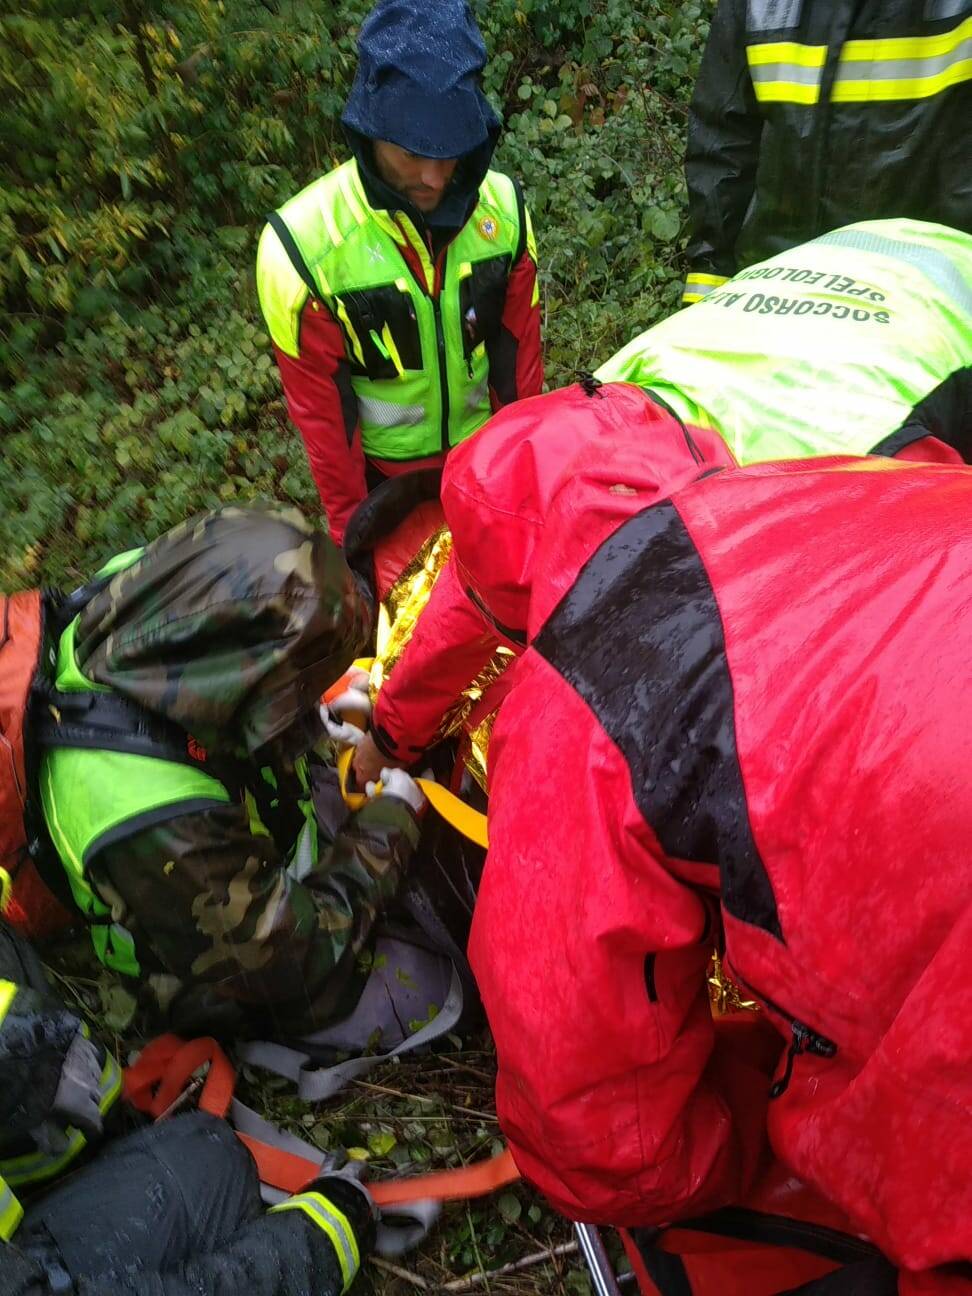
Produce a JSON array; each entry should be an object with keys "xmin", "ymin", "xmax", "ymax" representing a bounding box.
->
[{"xmin": 342, "ymin": 0, "xmax": 501, "ymax": 161}]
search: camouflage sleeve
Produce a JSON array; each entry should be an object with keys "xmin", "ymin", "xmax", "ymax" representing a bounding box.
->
[{"xmin": 93, "ymin": 794, "xmax": 420, "ymax": 1035}]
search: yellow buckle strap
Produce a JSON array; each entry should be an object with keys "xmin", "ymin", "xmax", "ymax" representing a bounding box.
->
[{"xmin": 336, "ymin": 747, "xmax": 489, "ymax": 849}]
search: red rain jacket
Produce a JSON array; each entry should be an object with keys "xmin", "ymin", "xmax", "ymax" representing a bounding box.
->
[
  {"xmin": 368, "ymin": 381, "xmax": 736, "ymax": 763},
  {"xmin": 368, "ymin": 389, "xmax": 963, "ymax": 765},
  {"xmin": 456, "ymin": 447, "xmax": 972, "ymax": 1294}
]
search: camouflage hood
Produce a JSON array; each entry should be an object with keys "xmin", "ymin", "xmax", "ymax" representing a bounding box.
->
[{"xmin": 73, "ymin": 504, "xmax": 372, "ymax": 756}]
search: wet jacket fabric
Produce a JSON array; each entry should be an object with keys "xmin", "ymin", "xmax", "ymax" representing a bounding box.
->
[
  {"xmin": 601, "ymin": 220, "xmax": 972, "ymax": 465},
  {"xmin": 460, "ymin": 450, "xmax": 972, "ymax": 1294},
  {"xmin": 37, "ymin": 505, "xmax": 420, "ymax": 1037},
  {"xmin": 258, "ymin": 0, "xmax": 542, "ymax": 545},
  {"xmin": 367, "ymin": 382, "xmax": 737, "ymax": 764},
  {"xmin": 683, "ymin": 0, "xmax": 972, "ymax": 302},
  {"xmin": 369, "ymin": 222, "xmax": 972, "ymax": 767},
  {"xmin": 342, "ymin": 0, "xmax": 500, "ymax": 166},
  {"xmin": 3, "ymin": 1112, "xmax": 369, "ymax": 1296}
]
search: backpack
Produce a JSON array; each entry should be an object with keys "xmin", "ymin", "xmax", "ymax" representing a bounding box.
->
[{"xmin": 0, "ymin": 590, "xmax": 75, "ymax": 939}]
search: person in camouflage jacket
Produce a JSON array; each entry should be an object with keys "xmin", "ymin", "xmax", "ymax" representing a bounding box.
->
[{"xmin": 32, "ymin": 503, "xmax": 423, "ymax": 1038}]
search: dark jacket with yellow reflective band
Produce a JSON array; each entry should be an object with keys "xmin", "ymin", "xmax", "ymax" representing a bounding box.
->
[
  {"xmin": 2, "ymin": 1108, "xmax": 371, "ymax": 1296},
  {"xmin": 683, "ymin": 0, "xmax": 972, "ymax": 302},
  {"xmin": 36, "ymin": 506, "xmax": 420, "ymax": 1037},
  {"xmin": 0, "ymin": 921, "xmax": 120, "ymax": 1239}
]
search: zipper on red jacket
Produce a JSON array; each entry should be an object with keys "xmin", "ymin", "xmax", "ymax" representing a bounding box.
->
[
  {"xmin": 769, "ymin": 1019, "xmax": 838, "ymax": 1100},
  {"xmin": 727, "ymin": 965, "xmax": 838, "ymax": 1100}
]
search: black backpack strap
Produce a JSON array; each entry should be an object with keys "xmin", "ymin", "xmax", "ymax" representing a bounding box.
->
[
  {"xmin": 33, "ymin": 688, "xmax": 247, "ymax": 801},
  {"xmin": 511, "ymin": 178, "xmax": 528, "ymax": 264},
  {"xmin": 265, "ymin": 210, "xmax": 321, "ymax": 302}
]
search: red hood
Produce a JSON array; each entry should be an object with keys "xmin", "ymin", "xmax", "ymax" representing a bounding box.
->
[{"xmin": 442, "ymin": 382, "xmax": 736, "ymax": 641}]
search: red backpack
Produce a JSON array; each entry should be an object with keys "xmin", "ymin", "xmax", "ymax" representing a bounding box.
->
[{"xmin": 0, "ymin": 591, "xmax": 75, "ymax": 938}]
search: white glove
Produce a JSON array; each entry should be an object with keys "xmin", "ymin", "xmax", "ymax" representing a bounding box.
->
[
  {"xmin": 320, "ymin": 669, "xmax": 372, "ymax": 749},
  {"xmin": 365, "ymin": 767, "xmax": 426, "ymax": 814}
]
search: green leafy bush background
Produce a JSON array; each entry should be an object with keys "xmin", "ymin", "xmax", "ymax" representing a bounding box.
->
[{"xmin": 0, "ymin": 0, "xmax": 711, "ymax": 589}]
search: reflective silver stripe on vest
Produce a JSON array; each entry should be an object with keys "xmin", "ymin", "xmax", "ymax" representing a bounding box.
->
[
  {"xmin": 357, "ymin": 394, "xmax": 426, "ymax": 429},
  {"xmin": 464, "ymin": 377, "xmax": 489, "ymax": 412},
  {"xmin": 749, "ymin": 60, "xmax": 821, "ymax": 86},
  {"xmin": 747, "ymin": 0, "xmax": 803, "ymax": 29},
  {"xmin": 813, "ymin": 228, "xmax": 972, "ymax": 318},
  {"xmin": 835, "ymin": 32, "xmax": 972, "ymax": 83}
]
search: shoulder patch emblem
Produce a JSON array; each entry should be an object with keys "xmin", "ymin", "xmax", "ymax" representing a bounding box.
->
[{"xmin": 478, "ymin": 215, "xmax": 500, "ymax": 242}]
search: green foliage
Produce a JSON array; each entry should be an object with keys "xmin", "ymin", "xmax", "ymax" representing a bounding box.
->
[{"xmin": 0, "ymin": 0, "xmax": 712, "ymax": 591}]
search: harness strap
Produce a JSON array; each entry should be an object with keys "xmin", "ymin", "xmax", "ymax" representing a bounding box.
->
[
  {"xmin": 123, "ymin": 1034, "xmax": 520, "ymax": 1208},
  {"xmin": 266, "ymin": 211, "xmax": 321, "ymax": 302}
]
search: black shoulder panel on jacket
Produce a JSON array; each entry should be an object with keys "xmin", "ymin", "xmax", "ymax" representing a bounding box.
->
[
  {"xmin": 870, "ymin": 366, "xmax": 972, "ymax": 462},
  {"xmin": 533, "ymin": 500, "xmax": 782, "ymax": 941}
]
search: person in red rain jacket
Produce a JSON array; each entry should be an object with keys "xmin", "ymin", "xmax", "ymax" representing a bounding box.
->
[
  {"xmin": 442, "ymin": 431, "xmax": 972, "ymax": 1294},
  {"xmin": 352, "ymin": 363, "xmax": 969, "ymax": 784},
  {"xmin": 352, "ymin": 380, "xmax": 737, "ymax": 780}
]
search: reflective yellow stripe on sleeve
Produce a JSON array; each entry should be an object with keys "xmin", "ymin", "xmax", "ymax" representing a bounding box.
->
[
  {"xmin": 682, "ymin": 272, "xmax": 730, "ymax": 304},
  {"xmin": 0, "ymin": 1180, "xmax": 23, "ymax": 1242},
  {"xmin": 0, "ymin": 980, "xmax": 16, "ymax": 1024},
  {"xmin": 269, "ymin": 1192, "xmax": 360, "ymax": 1292},
  {"xmin": 747, "ymin": 14, "xmax": 972, "ymax": 104}
]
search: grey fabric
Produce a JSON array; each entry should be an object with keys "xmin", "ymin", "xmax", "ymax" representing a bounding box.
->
[{"xmin": 237, "ymin": 941, "xmax": 464, "ymax": 1103}]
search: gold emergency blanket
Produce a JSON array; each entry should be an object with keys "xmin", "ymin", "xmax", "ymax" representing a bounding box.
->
[{"xmin": 370, "ymin": 525, "xmax": 512, "ymax": 791}]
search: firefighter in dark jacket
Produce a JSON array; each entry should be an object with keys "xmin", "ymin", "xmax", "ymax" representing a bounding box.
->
[
  {"xmin": 0, "ymin": 920, "xmax": 373, "ymax": 1296},
  {"xmin": 256, "ymin": 0, "xmax": 543, "ymax": 545},
  {"xmin": 682, "ymin": 0, "xmax": 972, "ymax": 304},
  {"xmin": 32, "ymin": 503, "xmax": 424, "ymax": 1038}
]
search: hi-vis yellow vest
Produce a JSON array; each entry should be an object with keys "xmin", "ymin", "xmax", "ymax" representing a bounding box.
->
[
  {"xmin": 598, "ymin": 219, "xmax": 972, "ymax": 463},
  {"xmin": 257, "ymin": 160, "xmax": 529, "ymax": 461}
]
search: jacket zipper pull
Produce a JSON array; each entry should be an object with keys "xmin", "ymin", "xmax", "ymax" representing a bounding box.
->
[{"xmin": 769, "ymin": 1020, "xmax": 837, "ymax": 1099}]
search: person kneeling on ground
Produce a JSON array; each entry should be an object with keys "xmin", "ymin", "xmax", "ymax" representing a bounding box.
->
[
  {"xmin": 0, "ymin": 917, "xmax": 372, "ymax": 1296},
  {"xmin": 24, "ymin": 502, "xmax": 425, "ymax": 1039}
]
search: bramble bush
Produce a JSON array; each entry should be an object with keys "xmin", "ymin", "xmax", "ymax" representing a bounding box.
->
[{"xmin": 0, "ymin": 0, "xmax": 711, "ymax": 588}]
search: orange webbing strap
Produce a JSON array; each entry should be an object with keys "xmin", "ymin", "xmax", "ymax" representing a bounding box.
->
[
  {"xmin": 123, "ymin": 1034, "xmax": 235, "ymax": 1119},
  {"xmin": 336, "ymin": 746, "xmax": 489, "ymax": 849},
  {"xmin": 126, "ymin": 1036, "xmax": 519, "ymax": 1206},
  {"xmin": 238, "ymin": 1135, "xmax": 519, "ymax": 1206}
]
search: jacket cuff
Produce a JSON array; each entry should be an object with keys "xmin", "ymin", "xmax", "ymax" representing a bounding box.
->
[{"xmin": 269, "ymin": 1187, "xmax": 365, "ymax": 1293}]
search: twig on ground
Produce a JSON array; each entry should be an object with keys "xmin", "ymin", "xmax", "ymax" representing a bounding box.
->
[
  {"xmin": 369, "ymin": 1256, "xmax": 430, "ymax": 1290},
  {"xmin": 441, "ymin": 1242, "xmax": 579, "ymax": 1291},
  {"xmin": 351, "ymin": 1078, "xmax": 498, "ymax": 1122}
]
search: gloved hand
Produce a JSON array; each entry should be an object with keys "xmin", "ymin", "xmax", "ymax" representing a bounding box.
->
[
  {"xmin": 320, "ymin": 669, "xmax": 372, "ymax": 750},
  {"xmin": 50, "ymin": 1032, "xmax": 107, "ymax": 1137},
  {"xmin": 365, "ymin": 767, "xmax": 426, "ymax": 815}
]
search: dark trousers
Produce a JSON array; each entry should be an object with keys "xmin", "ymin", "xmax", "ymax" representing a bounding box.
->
[{"xmin": 17, "ymin": 1112, "xmax": 259, "ymax": 1287}]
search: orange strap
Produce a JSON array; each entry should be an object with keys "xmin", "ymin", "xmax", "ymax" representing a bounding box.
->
[
  {"xmin": 125, "ymin": 1036, "xmax": 520, "ymax": 1206},
  {"xmin": 239, "ymin": 1133, "xmax": 520, "ymax": 1207},
  {"xmin": 124, "ymin": 1033, "xmax": 235, "ymax": 1119}
]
